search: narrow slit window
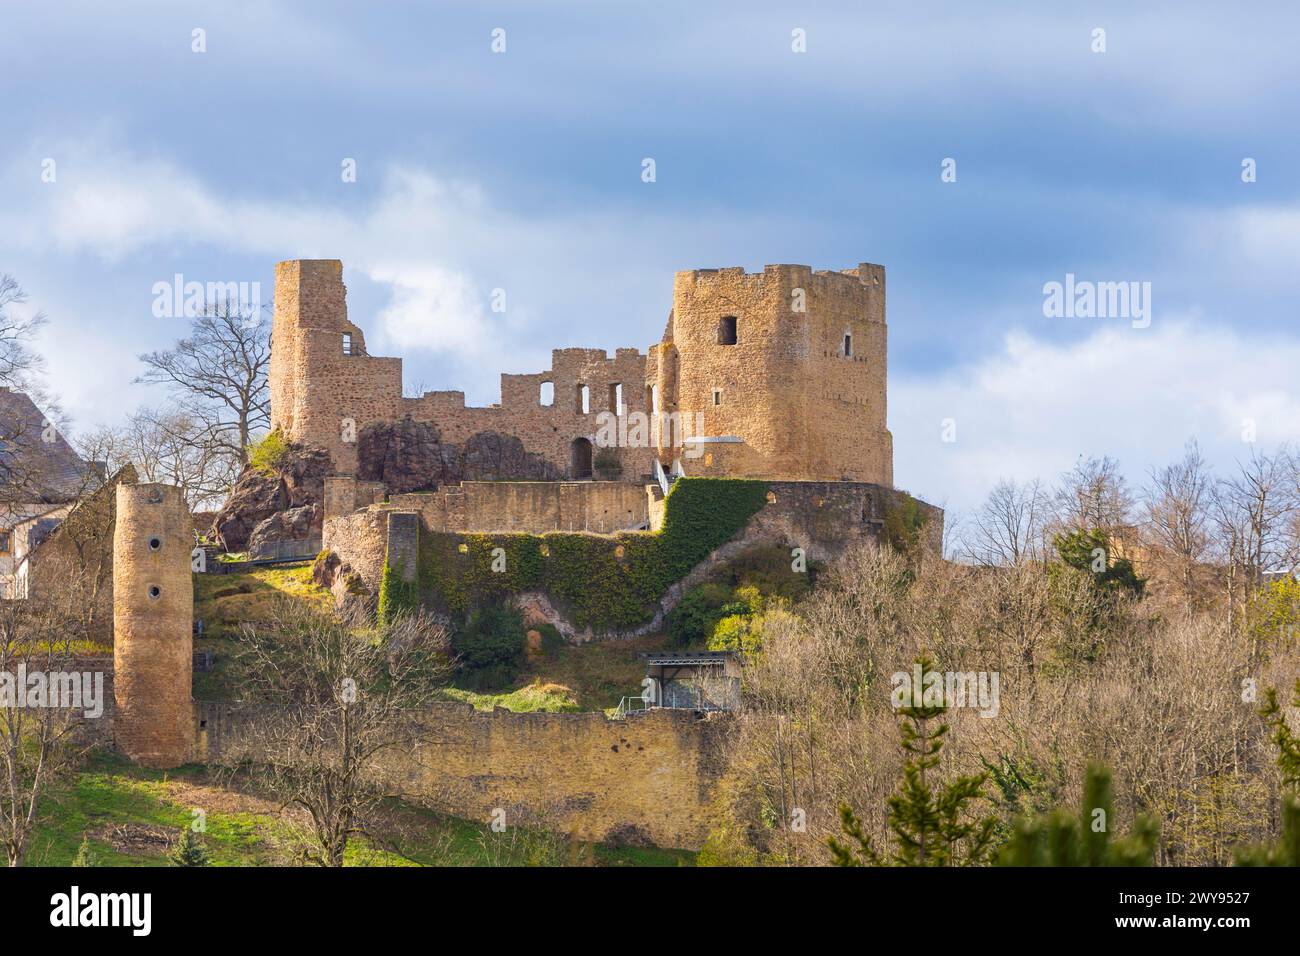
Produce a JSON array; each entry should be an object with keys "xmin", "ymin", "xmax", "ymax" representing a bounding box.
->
[
  {"xmin": 843, "ymin": 333, "xmax": 853, "ymax": 357},
  {"xmin": 576, "ymin": 384, "xmax": 590, "ymax": 415},
  {"xmin": 342, "ymin": 333, "xmax": 353, "ymax": 355},
  {"xmin": 712, "ymin": 388, "xmax": 722, "ymax": 406}
]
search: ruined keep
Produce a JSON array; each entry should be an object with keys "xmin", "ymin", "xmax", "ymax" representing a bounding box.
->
[
  {"xmin": 112, "ymin": 482, "xmax": 193, "ymax": 768},
  {"xmin": 269, "ymin": 259, "xmax": 893, "ymax": 487},
  {"xmin": 650, "ymin": 264, "xmax": 892, "ymax": 484}
]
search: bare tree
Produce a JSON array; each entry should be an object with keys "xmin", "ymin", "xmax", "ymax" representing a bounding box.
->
[
  {"xmin": 75, "ymin": 407, "xmax": 238, "ymax": 512},
  {"xmin": 0, "ymin": 274, "xmax": 45, "ymax": 390},
  {"xmin": 135, "ymin": 298, "xmax": 270, "ymax": 467},
  {"xmin": 0, "ymin": 569, "xmax": 97, "ymax": 866},
  {"xmin": 962, "ymin": 478, "xmax": 1050, "ymax": 566},
  {"xmin": 1053, "ymin": 455, "xmax": 1134, "ymax": 538},
  {"xmin": 224, "ymin": 600, "xmax": 450, "ymax": 866},
  {"xmin": 1143, "ymin": 440, "xmax": 1213, "ymax": 612},
  {"xmin": 1211, "ymin": 446, "xmax": 1297, "ymax": 635}
]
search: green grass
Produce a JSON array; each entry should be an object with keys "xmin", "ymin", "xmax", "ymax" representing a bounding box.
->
[
  {"xmin": 192, "ymin": 563, "xmax": 334, "ymax": 700},
  {"xmin": 25, "ymin": 750, "xmax": 694, "ymax": 867},
  {"xmin": 437, "ymin": 681, "xmax": 581, "ymax": 713}
]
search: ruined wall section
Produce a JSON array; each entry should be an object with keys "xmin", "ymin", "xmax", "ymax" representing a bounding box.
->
[
  {"xmin": 269, "ymin": 259, "xmax": 401, "ymax": 475},
  {"xmin": 402, "ymin": 346, "xmax": 653, "ymax": 480},
  {"xmin": 195, "ymin": 700, "xmax": 727, "ymax": 849},
  {"xmin": 271, "ymin": 259, "xmax": 653, "ymax": 481}
]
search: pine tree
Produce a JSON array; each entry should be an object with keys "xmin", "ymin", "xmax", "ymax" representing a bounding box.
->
[
  {"xmin": 996, "ymin": 762, "xmax": 1158, "ymax": 866},
  {"xmin": 71, "ymin": 834, "xmax": 97, "ymax": 867},
  {"xmin": 1235, "ymin": 679, "xmax": 1300, "ymax": 866},
  {"xmin": 828, "ymin": 655, "xmax": 997, "ymax": 866},
  {"xmin": 169, "ymin": 827, "xmax": 211, "ymax": 867}
]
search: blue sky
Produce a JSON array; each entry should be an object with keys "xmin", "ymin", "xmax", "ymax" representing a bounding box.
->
[{"xmin": 2, "ymin": 0, "xmax": 1298, "ymax": 518}]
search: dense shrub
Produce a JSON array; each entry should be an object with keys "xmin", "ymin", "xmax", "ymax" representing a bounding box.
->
[
  {"xmin": 882, "ymin": 490, "xmax": 928, "ymax": 553},
  {"xmin": 453, "ymin": 602, "xmax": 527, "ymax": 689},
  {"xmin": 667, "ymin": 583, "xmax": 734, "ymax": 646},
  {"xmin": 1053, "ymin": 528, "xmax": 1145, "ymax": 596},
  {"xmin": 246, "ymin": 428, "xmax": 290, "ymax": 475}
]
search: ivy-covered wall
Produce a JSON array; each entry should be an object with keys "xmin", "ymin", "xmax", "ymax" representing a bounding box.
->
[{"xmin": 384, "ymin": 477, "xmax": 769, "ymax": 633}]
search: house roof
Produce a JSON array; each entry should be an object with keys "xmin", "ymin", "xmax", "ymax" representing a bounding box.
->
[{"xmin": 0, "ymin": 388, "xmax": 99, "ymax": 503}]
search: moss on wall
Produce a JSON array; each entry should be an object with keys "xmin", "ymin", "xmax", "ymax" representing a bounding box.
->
[
  {"xmin": 407, "ymin": 477, "xmax": 769, "ymax": 633},
  {"xmin": 377, "ymin": 557, "xmax": 418, "ymax": 628}
]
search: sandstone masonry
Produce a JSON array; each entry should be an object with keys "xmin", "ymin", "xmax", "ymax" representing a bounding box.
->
[{"xmin": 269, "ymin": 259, "xmax": 893, "ymax": 487}]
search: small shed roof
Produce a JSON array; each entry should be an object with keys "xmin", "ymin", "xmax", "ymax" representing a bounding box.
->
[{"xmin": 641, "ymin": 651, "xmax": 738, "ymax": 666}]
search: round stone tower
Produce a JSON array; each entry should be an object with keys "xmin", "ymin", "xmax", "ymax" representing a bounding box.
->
[
  {"xmin": 653, "ymin": 263, "xmax": 893, "ymax": 484},
  {"xmin": 112, "ymin": 482, "xmax": 193, "ymax": 768}
]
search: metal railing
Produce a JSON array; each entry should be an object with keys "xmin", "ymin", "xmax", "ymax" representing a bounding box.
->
[{"xmin": 614, "ymin": 695, "xmax": 652, "ymax": 719}]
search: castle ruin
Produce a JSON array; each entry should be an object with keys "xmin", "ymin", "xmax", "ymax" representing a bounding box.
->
[{"xmin": 269, "ymin": 259, "xmax": 894, "ymax": 489}]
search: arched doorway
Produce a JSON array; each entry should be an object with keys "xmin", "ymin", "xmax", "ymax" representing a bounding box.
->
[{"xmin": 570, "ymin": 438, "xmax": 593, "ymax": 479}]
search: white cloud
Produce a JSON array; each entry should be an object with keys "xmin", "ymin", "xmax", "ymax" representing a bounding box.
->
[
  {"xmin": 0, "ymin": 141, "xmax": 739, "ymax": 423},
  {"xmin": 893, "ymin": 320, "xmax": 1300, "ymax": 515}
]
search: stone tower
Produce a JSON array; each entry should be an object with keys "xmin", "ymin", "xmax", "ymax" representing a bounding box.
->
[
  {"xmin": 112, "ymin": 483, "xmax": 193, "ymax": 768},
  {"xmin": 648, "ymin": 263, "xmax": 893, "ymax": 484},
  {"xmin": 269, "ymin": 259, "xmax": 401, "ymax": 475}
]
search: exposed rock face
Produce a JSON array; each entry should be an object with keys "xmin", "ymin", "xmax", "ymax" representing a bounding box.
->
[
  {"xmin": 247, "ymin": 503, "xmax": 320, "ymax": 558},
  {"xmin": 283, "ymin": 446, "xmax": 333, "ymax": 507},
  {"xmin": 312, "ymin": 548, "xmax": 372, "ymax": 610},
  {"xmin": 356, "ymin": 419, "xmax": 446, "ymax": 493},
  {"xmin": 356, "ymin": 420, "xmax": 560, "ymax": 493},
  {"xmin": 461, "ymin": 431, "xmax": 560, "ymax": 482},
  {"xmin": 210, "ymin": 444, "xmax": 332, "ymax": 552},
  {"xmin": 211, "ymin": 469, "xmax": 284, "ymax": 553}
]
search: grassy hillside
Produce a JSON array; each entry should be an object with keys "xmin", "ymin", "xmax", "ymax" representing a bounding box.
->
[
  {"xmin": 191, "ymin": 563, "xmax": 332, "ymax": 700},
  {"xmin": 193, "ymin": 563, "xmax": 661, "ymax": 712},
  {"xmin": 29, "ymin": 752, "xmax": 693, "ymax": 867}
]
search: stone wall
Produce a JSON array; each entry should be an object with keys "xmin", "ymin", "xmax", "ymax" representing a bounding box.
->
[
  {"xmin": 323, "ymin": 479, "xmax": 652, "ymax": 591},
  {"xmin": 385, "ymin": 480, "xmax": 648, "ymax": 534},
  {"xmin": 321, "ymin": 506, "xmax": 389, "ymax": 591},
  {"xmin": 195, "ymin": 699, "xmax": 727, "ymax": 849}
]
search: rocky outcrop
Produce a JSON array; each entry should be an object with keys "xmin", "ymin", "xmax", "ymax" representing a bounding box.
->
[
  {"xmin": 460, "ymin": 431, "xmax": 560, "ymax": 482},
  {"xmin": 356, "ymin": 419, "xmax": 446, "ymax": 493},
  {"xmin": 311, "ymin": 548, "xmax": 371, "ymax": 609},
  {"xmin": 210, "ymin": 444, "xmax": 332, "ymax": 552},
  {"xmin": 356, "ymin": 420, "xmax": 560, "ymax": 493},
  {"xmin": 247, "ymin": 503, "xmax": 321, "ymax": 558}
]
